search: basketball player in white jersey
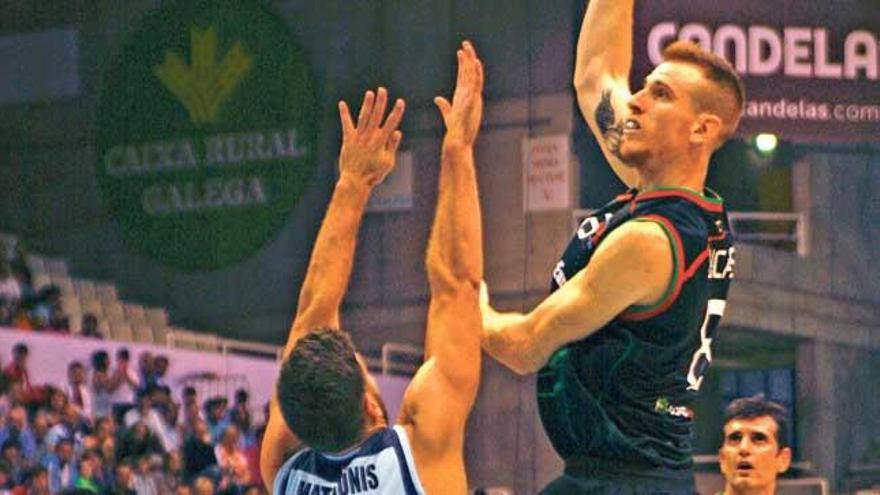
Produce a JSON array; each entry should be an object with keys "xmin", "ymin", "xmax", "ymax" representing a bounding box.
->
[{"xmin": 260, "ymin": 41, "xmax": 485, "ymax": 494}]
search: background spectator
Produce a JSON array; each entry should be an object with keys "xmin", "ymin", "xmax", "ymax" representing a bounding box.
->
[
  {"xmin": 136, "ymin": 353, "xmax": 155, "ymax": 397},
  {"xmin": 191, "ymin": 476, "xmax": 215, "ymax": 495},
  {"xmin": 79, "ymin": 315, "xmax": 102, "ymax": 340},
  {"xmin": 109, "ymin": 349, "xmax": 139, "ymax": 423},
  {"xmin": 214, "ymin": 425, "xmax": 251, "ymax": 492},
  {"xmin": 182, "ymin": 420, "xmax": 217, "ymax": 485},
  {"xmin": 46, "ymin": 403, "xmax": 84, "ymax": 452},
  {"xmin": 43, "ymin": 387, "xmax": 68, "ymax": 427},
  {"xmin": 4, "ymin": 344, "xmax": 42, "ymax": 406},
  {"xmin": 24, "ymin": 465, "xmax": 50, "ymax": 495},
  {"xmin": 0, "ymin": 264, "xmax": 22, "ymax": 309},
  {"xmin": 42, "ymin": 437, "xmax": 76, "ymax": 493},
  {"xmin": 203, "ymin": 397, "xmax": 229, "ymax": 444},
  {"xmin": 116, "ymin": 422, "xmax": 163, "ymax": 463},
  {"xmin": 29, "ymin": 411, "xmax": 50, "ymax": 465},
  {"xmin": 152, "ymin": 356, "xmax": 169, "ymax": 389},
  {"xmin": 61, "ymin": 362, "xmax": 91, "ymax": 420},
  {"xmin": 90, "ymin": 351, "xmax": 119, "ymax": 420},
  {"xmin": 110, "ymin": 459, "xmax": 136, "ymax": 495},
  {"xmin": 131, "ymin": 455, "xmax": 158, "ymax": 495},
  {"xmin": 229, "ymin": 389, "xmax": 252, "ymax": 445},
  {"xmin": 0, "ymin": 406, "xmax": 37, "ymax": 463},
  {"xmin": 30, "ymin": 286, "xmax": 66, "ymax": 333},
  {"xmin": 1, "ymin": 439, "xmax": 26, "ymax": 487},
  {"xmin": 719, "ymin": 395, "xmax": 792, "ymax": 495},
  {"xmin": 73, "ymin": 450, "xmax": 104, "ymax": 493}
]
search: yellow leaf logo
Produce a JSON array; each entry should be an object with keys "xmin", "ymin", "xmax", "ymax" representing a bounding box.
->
[{"xmin": 153, "ymin": 26, "xmax": 253, "ymax": 125}]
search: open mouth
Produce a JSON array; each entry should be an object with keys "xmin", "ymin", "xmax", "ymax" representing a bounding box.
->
[
  {"xmin": 623, "ymin": 119, "xmax": 641, "ymax": 133},
  {"xmin": 735, "ymin": 461, "xmax": 754, "ymax": 472}
]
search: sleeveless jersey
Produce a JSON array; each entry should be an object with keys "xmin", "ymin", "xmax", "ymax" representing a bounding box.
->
[
  {"xmin": 537, "ymin": 187, "xmax": 735, "ymax": 472},
  {"xmin": 273, "ymin": 425, "xmax": 425, "ymax": 495}
]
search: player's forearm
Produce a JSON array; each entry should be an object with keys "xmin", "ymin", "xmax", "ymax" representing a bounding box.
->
[
  {"xmin": 574, "ymin": 0, "xmax": 634, "ymax": 92},
  {"xmin": 293, "ymin": 173, "xmax": 372, "ymax": 331},
  {"xmin": 481, "ymin": 309, "xmax": 545, "ymax": 375},
  {"xmin": 426, "ymin": 143, "xmax": 483, "ymax": 293}
]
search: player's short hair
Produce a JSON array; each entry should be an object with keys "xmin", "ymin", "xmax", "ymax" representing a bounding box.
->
[
  {"xmin": 723, "ymin": 394, "xmax": 790, "ymax": 449},
  {"xmin": 277, "ymin": 327, "xmax": 365, "ymax": 453},
  {"xmin": 662, "ymin": 40, "xmax": 745, "ymax": 144}
]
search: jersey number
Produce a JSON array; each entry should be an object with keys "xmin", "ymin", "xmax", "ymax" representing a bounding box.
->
[
  {"xmin": 687, "ymin": 241, "xmax": 734, "ymax": 391},
  {"xmin": 686, "ymin": 298, "xmax": 726, "ymax": 391}
]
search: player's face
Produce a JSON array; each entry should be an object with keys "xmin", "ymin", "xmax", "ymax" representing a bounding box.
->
[
  {"xmin": 719, "ymin": 415, "xmax": 791, "ymax": 493},
  {"xmin": 618, "ymin": 61, "xmax": 703, "ymax": 167}
]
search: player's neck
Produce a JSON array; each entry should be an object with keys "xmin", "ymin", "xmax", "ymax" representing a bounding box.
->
[
  {"xmin": 636, "ymin": 170, "xmax": 705, "ymax": 194},
  {"xmin": 723, "ymin": 482, "xmax": 777, "ymax": 495},
  {"xmin": 635, "ymin": 148, "xmax": 709, "ymax": 193},
  {"xmin": 360, "ymin": 419, "xmax": 388, "ymax": 442},
  {"xmin": 636, "ymin": 155, "xmax": 707, "ymax": 193}
]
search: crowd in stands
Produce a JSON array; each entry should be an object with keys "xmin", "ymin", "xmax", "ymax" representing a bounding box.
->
[
  {"xmin": 0, "ymin": 342, "xmax": 268, "ymax": 494},
  {"xmin": 1, "ymin": 240, "xmax": 66, "ymax": 336},
  {"xmin": 0, "ymin": 240, "xmax": 102, "ymax": 339}
]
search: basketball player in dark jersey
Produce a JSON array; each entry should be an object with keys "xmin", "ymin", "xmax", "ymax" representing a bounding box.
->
[
  {"xmin": 261, "ymin": 41, "xmax": 485, "ymax": 494},
  {"xmin": 480, "ymin": 1, "xmax": 743, "ymax": 492}
]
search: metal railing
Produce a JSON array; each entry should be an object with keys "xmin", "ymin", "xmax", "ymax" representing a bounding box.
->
[
  {"xmin": 221, "ymin": 338, "xmax": 284, "ymax": 360},
  {"xmin": 727, "ymin": 211, "xmax": 809, "ymax": 257},
  {"xmin": 573, "ymin": 209, "xmax": 809, "ymax": 257},
  {"xmin": 777, "ymin": 477, "xmax": 829, "ymax": 495},
  {"xmin": 381, "ymin": 342, "xmax": 422, "ymax": 376},
  {"xmin": 166, "ymin": 329, "xmax": 283, "ymax": 359},
  {"xmin": 166, "ymin": 329, "xmax": 407, "ymax": 376}
]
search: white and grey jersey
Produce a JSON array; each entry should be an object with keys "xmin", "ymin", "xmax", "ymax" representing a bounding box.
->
[{"xmin": 273, "ymin": 425, "xmax": 425, "ymax": 495}]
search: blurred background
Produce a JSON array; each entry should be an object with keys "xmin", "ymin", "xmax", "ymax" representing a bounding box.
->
[{"xmin": 0, "ymin": 0, "xmax": 877, "ymax": 493}]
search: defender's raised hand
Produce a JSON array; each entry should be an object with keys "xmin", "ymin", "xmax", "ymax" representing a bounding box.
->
[
  {"xmin": 338, "ymin": 87, "xmax": 405, "ymax": 187},
  {"xmin": 434, "ymin": 41, "xmax": 484, "ymax": 148}
]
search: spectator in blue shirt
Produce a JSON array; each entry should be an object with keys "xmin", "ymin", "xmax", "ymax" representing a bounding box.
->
[
  {"xmin": 0, "ymin": 405, "xmax": 37, "ymax": 461},
  {"xmin": 42, "ymin": 437, "xmax": 77, "ymax": 493},
  {"xmin": 203, "ymin": 397, "xmax": 229, "ymax": 444}
]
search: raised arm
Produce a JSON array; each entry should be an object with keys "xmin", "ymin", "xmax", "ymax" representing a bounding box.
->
[
  {"xmin": 481, "ymin": 220, "xmax": 674, "ymax": 375},
  {"xmin": 283, "ymin": 88, "xmax": 405, "ymax": 356},
  {"xmin": 574, "ymin": 0, "xmax": 638, "ymax": 187},
  {"xmin": 262, "ymin": 88, "xmax": 405, "ymax": 490},
  {"xmin": 397, "ymin": 41, "xmax": 483, "ymax": 490}
]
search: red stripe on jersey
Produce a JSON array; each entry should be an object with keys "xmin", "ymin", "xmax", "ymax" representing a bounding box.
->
[
  {"xmin": 684, "ymin": 249, "xmax": 710, "ymax": 281},
  {"xmin": 620, "ymin": 214, "xmax": 686, "ymax": 322},
  {"xmin": 635, "ymin": 190, "xmax": 724, "ymax": 213}
]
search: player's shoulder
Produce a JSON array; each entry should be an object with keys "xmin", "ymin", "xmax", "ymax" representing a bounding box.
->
[
  {"xmin": 631, "ymin": 188, "xmax": 725, "ymax": 238},
  {"xmin": 273, "ymin": 447, "xmax": 308, "ymax": 494},
  {"xmin": 608, "ymin": 219, "xmax": 672, "ymax": 251}
]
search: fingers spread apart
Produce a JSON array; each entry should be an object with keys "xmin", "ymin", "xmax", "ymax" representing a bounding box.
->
[{"xmin": 339, "ymin": 88, "xmax": 406, "ymax": 142}]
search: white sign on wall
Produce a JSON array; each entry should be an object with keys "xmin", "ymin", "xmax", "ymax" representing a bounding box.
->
[
  {"xmin": 368, "ymin": 150, "xmax": 414, "ymax": 212},
  {"xmin": 523, "ymin": 135, "xmax": 571, "ymax": 212}
]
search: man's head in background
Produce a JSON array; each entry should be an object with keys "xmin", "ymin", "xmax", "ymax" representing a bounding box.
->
[{"xmin": 719, "ymin": 394, "xmax": 792, "ymax": 495}]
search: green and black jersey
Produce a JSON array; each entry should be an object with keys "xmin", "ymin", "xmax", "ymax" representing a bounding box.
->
[{"xmin": 538, "ymin": 187, "xmax": 734, "ymax": 475}]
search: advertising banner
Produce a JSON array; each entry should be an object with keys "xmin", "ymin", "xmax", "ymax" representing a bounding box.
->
[
  {"xmin": 632, "ymin": 0, "xmax": 879, "ymax": 142},
  {"xmin": 96, "ymin": 0, "xmax": 318, "ymax": 271}
]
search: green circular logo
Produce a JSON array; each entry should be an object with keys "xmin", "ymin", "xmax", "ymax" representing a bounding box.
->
[{"xmin": 96, "ymin": 0, "xmax": 318, "ymax": 271}]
